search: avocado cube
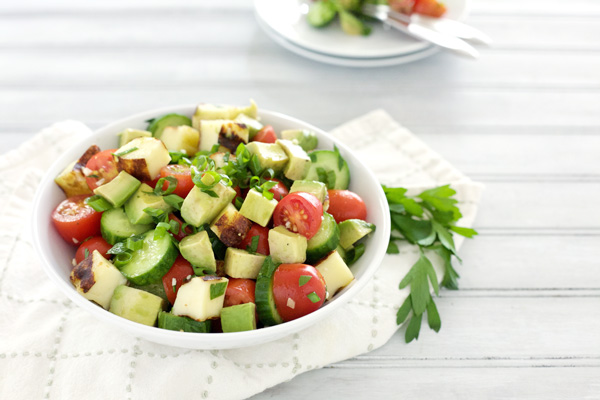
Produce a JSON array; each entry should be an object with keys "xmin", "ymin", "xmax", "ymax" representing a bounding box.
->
[
  {"xmin": 289, "ymin": 180, "xmax": 328, "ymax": 204},
  {"xmin": 192, "ymin": 100, "xmax": 257, "ymax": 124},
  {"xmin": 224, "ymin": 248, "xmax": 266, "ymax": 279},
  {"xmin": 179, "ymin": 231, "xmax": 217, "ymax": 273},
  {"xmin": 276, "ymin": 139, "xmax": 310, "ymax": 181},
  {"xmin": 339, "ymin": 219, "xmax": 375, "ymax": 250},
  {"xmin": 160, "ymin": 125, "xmax": 200, "ymax": 156},
  {"xmin": 210, "ymin": 203, "xmax": 252, "ymax": 247},
  {"xmin": 124, "ymin": 183, "xmax": 173, "ymax": 225},
  {"xmin": 70, "ymin": 250, "xmax": 127, "ymax": 309},
  {"xmin": 93, "ymin": 170, "xmax": 141, "ymax": 208},
  {"xmin": 245, "ymin": 142, "xmax": 289, "ymax": 172},
  {"xmin": 180, "ymin": 177, "xmax": 237, "ymax": 227},
  {"xmin": 116, "ymin": 137, "xmax": 171, "ymax": 181},
  {"xmin": 119, "ymin": 128, "xmax": 152, "ymax": 147},
  {"xmin": 109, "ymin": 285, "xmax": 166, "ymax": 326},
  {"xmin": 314, "ymin": 250, "xmax": 354, "ymax": 300},
  {"xmin": 239, "ymin": 188, "xmax": 278, "ymax": 227},
  {"xmin": 221, "ymin": 303, "xmax": 257, "ymax": 332},
  {"xmin": 235, "ymin": 114, "xmax": 263, "ymax": 138},
  {"xmin": 172, "ymin": 276, "xmax": 229, "ymax": 322},
  {"xmin": 268, "ymin": 226, "xmax": 307, "ymax": 264},
  {"xmin": 280, "ymin": 129, "xmax": 318, "ymax": 151}
]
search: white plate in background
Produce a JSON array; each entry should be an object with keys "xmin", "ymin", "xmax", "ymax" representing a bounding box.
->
[{"xmin": 254, "ymin": 0, "xmax": 469, "ymax": 59}]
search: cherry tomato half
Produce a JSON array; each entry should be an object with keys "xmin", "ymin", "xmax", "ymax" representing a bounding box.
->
[
  {"xmin": 236, "ymin": 223, "xmax": 270, "ymax": 255},
  {"xmin": 327, "ymin": 190, "xmax": 367, "ymax": 223},
  {"xmin": 273, "ymin": 192, "xmax": 323, "ymax": 239},
  {"xmin": 85, "ymin": 149, "xmax": 119, "ymax": 191},
  {"xmin": 159, "ymin": 164, "xmax": 194, "ymax": 198},
  {"xmin": 74, "ymin": 236, "xmax": 112, "ymax": 264},
  {"xmin": 224, "ymin": 278, "xmax": 256, "ymax": 307},
  {"xmin": 253, "ymin": 125, "xmax": 277, "ymax": 143},
  {"xmin": 268, "ymin": 178, "xmax": 288, "ymax": 201},
  {"xmin": 413, "ymin": 0, "xmax": 446, "ymax": 17},
  {"xmin": 51, "ymin": 195, "xmax": 102, "ymax": 245},
  {"xmin": 272, "ymin": 264, "xmax": 326, "ymax": 322},
  {"xmin": 162, "ymin": 256, "xmax": 195, "ymax": 305}
]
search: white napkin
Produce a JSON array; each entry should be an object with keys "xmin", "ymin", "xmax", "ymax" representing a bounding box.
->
[{"xmin": 0, "ymin": 111, "xmax": 482, "ymax": 399}]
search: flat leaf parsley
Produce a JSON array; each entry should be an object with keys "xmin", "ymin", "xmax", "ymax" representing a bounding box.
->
[{"xmin": 384, "ymin": 184, "xmax": 477, "ymax": 343}]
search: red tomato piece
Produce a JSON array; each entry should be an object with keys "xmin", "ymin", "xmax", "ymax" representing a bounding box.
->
[
  {"xmin": 74, "ymin": 236, "xmax": 112, "ymax": 264},
  {"xmin": 253, "ymin": 125, "xmax": 277, "ymax": 143},
  {"xmin": 51, "ymin": 195, "xmax": 102, "ymax": 245},
  {"xmin": 273, "ymin": 192, "xmax": 323, "ymax": 239},
  {"xmin": 85, "ymin": 149, "xmax": 119, "ymax": 191},
  {"xmin": 168, "ymin": 213, "xmax": 193, "ymax": 241},
  {"xmin": 389, "ymin": 0, "xmax": 415, "ymax": 14},
  {"xmin": 162, "ymin": 256, "xmax": 195, "ymax": 305},
  {"xmin": 159, "ymin": 164, "xmax": 194, "ymax": 198},
  {"xmin": 272, "ymin": 264, "xmax": 326, "ymax": 322},
  {"xmin": 224, "ymin": 278, "xmax": 256, "ymax": 307},
  {"xmin": 268, "ymin": 178, "xmax": 288, "ymax": 201},
  {"xmin": 236, "ymin": 223, "xmax": 270, "ymax": 255},
  {"xmin": 326, "ymin": 190, "xmax": 367, "ymax": 223},
  {"xmin": 413, "ymin": 0, "xmax": 446, "ymax": 17}
]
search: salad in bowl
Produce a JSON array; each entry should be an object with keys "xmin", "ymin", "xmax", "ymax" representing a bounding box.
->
[{"xmin": 32, "ymin": 101, "xmax": 390, "ymax": 349}]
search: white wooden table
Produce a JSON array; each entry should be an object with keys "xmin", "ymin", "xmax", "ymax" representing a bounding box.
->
[{"xmin": 3, "ymin": 0, "xmax": 599, "ymax": 398}]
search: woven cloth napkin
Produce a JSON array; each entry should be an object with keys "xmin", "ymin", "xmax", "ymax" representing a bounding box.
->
[{"xmin": 0, "ymin": 110, "xmax": 482, "ymax": 399}]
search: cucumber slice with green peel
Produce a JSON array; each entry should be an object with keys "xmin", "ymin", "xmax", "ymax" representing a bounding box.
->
[
  {"xmin": 306, "ymin": 212, "xmax": 340, "ymax": 262},
  {"xmin": 147, "ymin": 113, "xmax": 192, "ymax": 140},
  {"xmin": 118, "ymin": 230, "xmax": 178, "ymax": 285},
  {"xmin": 158, "ymin": 312, "xmax": 211, "ymax": 333},
  {"xmin": 255, "ymin": 256, "xmax": 283, "ymax": 326},
  {"xmin": 305, "ymin": 150, "xmax": 350, "ymax": 190},
  {"xmin": 100, "ymin": 207, "xmax": 153, "ymax": 245}
]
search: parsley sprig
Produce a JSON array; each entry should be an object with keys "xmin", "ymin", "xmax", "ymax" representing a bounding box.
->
[{"xmin": 385, "ymin": 184, "xmax": 477, "ymax": 343}]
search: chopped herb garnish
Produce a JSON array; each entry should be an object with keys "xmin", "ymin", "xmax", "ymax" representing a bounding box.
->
[
  {"xmin": 306, "ymin": 292, "xmax": 321, "ymax": 303},
  {"xmin": 153, "ymin": 176, "xmax": 178, "ymax": 196},
  {"xmin": 345, "ymin": 243, "xmax": 365, "ymax": 266},
  {"xmin": 234, "ymin": 196, "xmax": 244, "ymax": 210},
  {"xmin": 84, "ymin": 248, "xmax": 90, "ymax": 259},
  {"xmin": 163, "ymin": 194, "xmax": 184, "ymax": 210},
  {"xmin": 87, "ymin": 174, "xmax": 100, "ymax": 179},
  {"xmin": 333, "ymin": 145, "xmax": 344, "ymax": 170},
  {"xmin": 298, "ymin": 275, "xmax": 312, "ymax": 287},
  {"xmin": 85, "ymin": 195, "xmax": 112, "ymax": 212},
  {"xmin": 246, "ymin": 235, "xmax": 259, "ymax": 254},
  {"xmin": 154, "ymin": 221, "xmax": 172, "ymax": 240},
  {"xmin": 113, "ymin": 147, "xmax": 138, "ymax": 157},
  {"xmin": 125, "ymin": 236, "xmax": 143, "ymax": 251},
  {"xmin": 209, "ymin": 281, "xmax": 227, "ymax": 300}
]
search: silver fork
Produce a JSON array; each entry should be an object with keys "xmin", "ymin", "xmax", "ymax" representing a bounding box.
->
[{"xmin": 361, "ymin": 3, "xmax": 485, "ymax": 59}]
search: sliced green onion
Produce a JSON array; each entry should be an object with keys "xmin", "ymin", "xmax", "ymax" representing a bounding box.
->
[
  {"xmin": 107, "ymin": 242, "xmax": 129, "ymax": 255},
  {"xmin": 306, "ymin": 292, "xmax": 321, "ymax": 303},
  {"xmin": 113, "ymin": 252, "xmax": 132, "ymax": 267},
  {"xmin": 126, "ymin": 236, "xmax": 143, "ymax": 251},
  {"xmin": 113, "ymin": 147, "xmax": 138, "ymax": 157},
  {"xmin": 84, "ymin": 248, "xmax": 90, "ymax": 259},
  {"xmin": 249, "ymin": 154, "xmax": 262, "ymax": 175},
  {"xmin": 153, "ymin": 176, "xmax": 178, "ymax": 196},
  {"xmin": 246, "ymin": 235, "xmax": 259, "ymax": 254},
  {"xmin": 143, "ymin": 207, "xmax": 166, "ymax": 219},
  {"xmin": 299, "ymin": 275, "xmax": 312, "ymax": 287},
  {"xmin": 154, "ymin": 221, "xmax": 171, "ymax": 240},
  {"xmin": 85, "ymin": 195, "xmax": 112, "ymax": 212},
  {"xmin": 234, "ymin": 196, "xmax": 244, "ymax": 210}
]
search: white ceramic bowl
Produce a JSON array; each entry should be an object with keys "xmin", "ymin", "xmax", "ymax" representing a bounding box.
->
[{"xmin": 31, "ymin": 105, "xmax": 391, "ymax": 349}]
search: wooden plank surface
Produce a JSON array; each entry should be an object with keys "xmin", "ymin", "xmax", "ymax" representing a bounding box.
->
[{"xmin": 1, "ymin": 0, "xmax": 598, "ymax": 398}]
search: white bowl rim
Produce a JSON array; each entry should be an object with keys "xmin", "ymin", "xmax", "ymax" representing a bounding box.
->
[{"xmin": 31, "ymin": 105, "xmax": 391, "ymax": 349}]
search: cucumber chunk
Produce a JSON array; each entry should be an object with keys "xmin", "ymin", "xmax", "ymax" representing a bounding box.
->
[
  {"xmin": 255, "ymin": 256, "xmax": 283, "ymax": 326},
  {"xmin": 118, "ymin": 229, "xmax": 178, "ymax": 285},
  {"xmin": 306, "ymin": 212, "xmax": 340, "ymax": 262},
  {"xmin": 100, "ymin": 207, "xmax": 153, "ymax": 245},
  {"xmin": 305, "ymin": 150, "xmax": 350, "ymax": 190},
  {"xmin": 158, "ymin": 311, "xmax": 211, "ymax": 333},
  {"xmin": 147, "ymin": 113, "xmax": 192, "ymax": 140}
]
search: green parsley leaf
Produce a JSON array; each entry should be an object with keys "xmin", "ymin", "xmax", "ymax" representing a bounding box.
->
[
  {"xmin": 306, "ymin": 292, "xmax": 321, "ymax": 303},
  {"xmin": 387, "ymin": 241, "xmax": 400, "ymax": 254},
  {"xmin": 396, "ymin": 296, "xmax": 412, "ymax": 325},
  {"xmin": 426, "ymin": 301, "xmax": 441, "ymax": 332},
  {"xmin": 299, "ymin": 275, "xmax": 312, "ymax": 287},
  {"xmin": 449, "ymin": 226, "xmax": 478, "ymax": 238},
  {"xmin": 209, "ymin": 281, "xmax": 227, "ymax": 300},
  {"xmin": 405, "ymin": 313, "xmax": 423, "ymax": 342}
]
